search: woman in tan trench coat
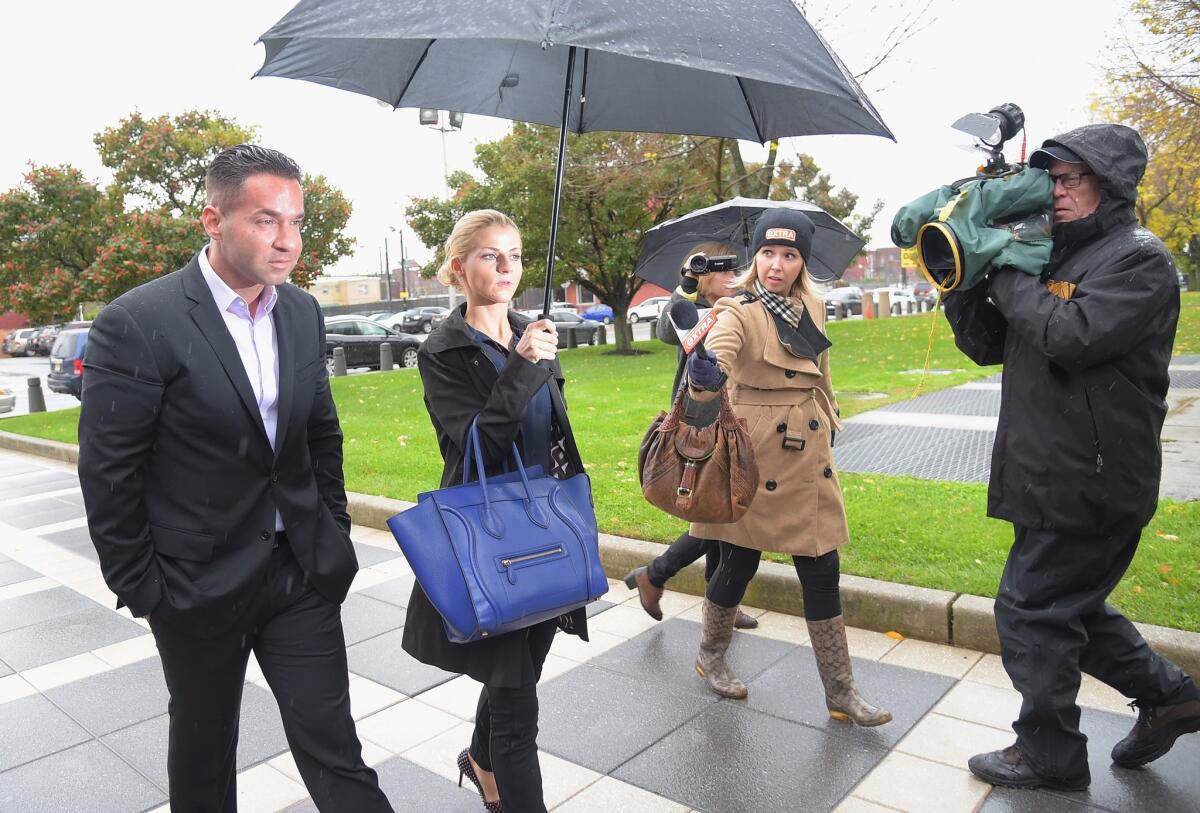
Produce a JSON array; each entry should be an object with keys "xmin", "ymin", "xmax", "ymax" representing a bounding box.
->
[{"xmin": 684, "ymin": 209, "xmax": 891, "ymax": 726}]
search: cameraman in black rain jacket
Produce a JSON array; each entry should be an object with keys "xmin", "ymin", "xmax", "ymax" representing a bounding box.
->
[{"xmin": 944, "ymin": 123, "xmax": 1199, "ymax": 792}]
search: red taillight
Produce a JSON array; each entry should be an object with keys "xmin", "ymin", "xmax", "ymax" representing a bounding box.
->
[{"xmin": 73, "ymin": 359, "xmax": 83, "ymax": 376}]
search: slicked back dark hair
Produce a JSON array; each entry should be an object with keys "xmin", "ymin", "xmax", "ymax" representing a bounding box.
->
[{"xmin": 205, "ymin": 144, "xmax": 302, "ymax": 209}]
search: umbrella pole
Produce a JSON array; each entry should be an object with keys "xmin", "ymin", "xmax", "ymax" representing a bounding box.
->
[{"xmin": 541, "ymin": 45, "xmax": 578, "ymax": 317}]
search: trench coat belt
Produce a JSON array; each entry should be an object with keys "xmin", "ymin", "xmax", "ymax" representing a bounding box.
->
[{"xmin": 729, "ymin": 385, "xmax": 841, "ymax": 429}]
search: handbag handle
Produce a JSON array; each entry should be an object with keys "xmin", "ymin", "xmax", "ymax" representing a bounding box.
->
[{"xmin": 463, "ymin": 420, "xmax": 545, "ymax": 535}]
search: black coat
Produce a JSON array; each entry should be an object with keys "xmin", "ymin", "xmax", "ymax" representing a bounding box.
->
[
  {"xmin": 944, "ymin": 124, "xmax": 1180, "ymax": 535},
  {"xmin": 401, "ymin": 305, "xmax": 589, "ymax": 687},
  {"xmin": 78, "ymin": 256, "xmax": 356, "ymax": 637}
]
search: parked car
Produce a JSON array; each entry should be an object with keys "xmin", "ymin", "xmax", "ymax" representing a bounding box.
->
[
  {"xmin": 581, "ymin": 304, "xmax": 614, "ymax": 324},
  {"xmin": 547, "ymin": 310, "xmax": 600, "ymax": 347},
  {"xmin": 47, "ymin": 328, "xmax": 91, "ymax": 399},
  {"xmin": 911, "ymin": 280, "xmax": 937, "ymax": 308},
  {"xmin": 364, "ymin": 311, "xmax": 393, "ymax": 321},
  {"xmin": 823, "ymin": 286, "xmax": 863, "ymax": 318},
  {"xmin": 1179, "ymin": 270, "xmax": 1190, "ymax": 292},
  {"xmin": 387, "ymin": 306, "xmax": 449, "ymax": 334},
  {"xmin": 0, "ymin": 385, "xmax": 13, "ymax": 414},
  {"xmin": 4, "ymin": 328, "xmax": 39, "ymax": 357},
  {"xmin": 627, "ymin": 296, "xmax": 670, "ymax": 323},
  {"xmin": 32, "ymin": 325, "xmax": 62, "ymax": 356},
  {"xmin": 324, "ymin": 316, "xmax": 421, "ymax": 372}
]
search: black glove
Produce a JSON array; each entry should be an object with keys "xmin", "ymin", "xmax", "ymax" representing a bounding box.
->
[{"xmin": 687, "ymin": 347, "xmax": 723, "ymax": 391}]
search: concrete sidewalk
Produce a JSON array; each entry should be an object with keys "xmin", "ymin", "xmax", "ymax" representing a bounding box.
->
[{"xmin": 1, "ymin": 449, "xmax": 1197, "ymax": 812}]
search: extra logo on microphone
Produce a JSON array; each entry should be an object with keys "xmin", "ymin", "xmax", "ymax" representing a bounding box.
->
[{"xmin": 682, "ymin": 309, "xmax": 719, "ymax": 354}]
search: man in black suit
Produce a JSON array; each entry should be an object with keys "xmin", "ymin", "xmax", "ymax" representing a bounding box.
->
[{"xmin": 78, "ymin": 145, "xmax": 392, "ymax": 812}]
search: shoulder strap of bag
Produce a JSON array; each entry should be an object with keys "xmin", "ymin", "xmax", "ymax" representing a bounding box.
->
[{"xmin": 545, "ymin": 380, "xmax": 586, "ymax": 476}]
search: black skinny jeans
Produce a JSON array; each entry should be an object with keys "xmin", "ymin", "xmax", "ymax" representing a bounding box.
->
[
  {"xmin": 706, "ymin": 542, "xmax": 842, "ymax": 621},
  {"xmin": 469, "ymin": 619, "xmax": 558, "ymax": 813},
  {"xmin": 647, "ymin": 532, "xmax": 720, "ymax": 588}
]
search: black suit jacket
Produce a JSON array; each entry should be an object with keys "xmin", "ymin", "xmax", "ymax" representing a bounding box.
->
[{"xmin": 78, "ymin": 253, "xmax": 357, "ymax": 636}]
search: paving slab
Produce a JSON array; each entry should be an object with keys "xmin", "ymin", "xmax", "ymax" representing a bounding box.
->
[
  {"xmin": 286, "ymin": 753, "xmax": 482, "ymax": 812},
  {"xmin": 43, "ymin": 656, "xmax": 168, "ymax": 736},
  {"xmin": 537, "ymin": 662, "xmax": 715, "ymax": 774},
  {"xmin": 352, "ymin": 540, "xmax": 403, "ymax": 569},
  {"xmin": 0, "ymin": 605, "xmax": 144, "ymax": 671},
  {"xmin": 745, "ymin": 646, "xmax": 955, "ymax": 748},
  {"xmin": 0, "ymin": 495, "xmax": 86, "ymax": 529},
  {"xmin": 0, "ymin": 693, "xmax": 90, "ymax": 771},
  {"xmin": 346, "ymin": 627, "xmax": 457, "ymax": 696},
  {"xmin": 102, "ymin": 682, "xmax": 291, "ymax": 789},
  {"xmin": 0, "ymin": 740, "xmax": 165, "ymax": 812},
  {"xmin": 0, "ymin": 586, "xmax": 99, "ymax": 633},
  {"xmin": 358, "ymin": 573, "xmax": 416, "ymax": 609},
  {"xmin": 587, "ymin": 617, "xmax": 796, "ymax": 698},
  {"xmin": 39, "ymin": 524, "xmax": 100, "ymax": 561},
  {"xmin": 0, "ymin": 559, "xmax": 39, "ymax": 588},
  {"xmin": 615, "ymin": 701, "xmax": 886, "ymax": 813},
  {"xmin": 0, "ymin": 471, "xmax": 78, "ymax": 500},
  {"xmin": 340, "ymin": 593, "xmax": 406, "ymax": 647}
]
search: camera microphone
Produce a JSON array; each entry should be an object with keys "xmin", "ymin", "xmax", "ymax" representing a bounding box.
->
[{"xmin": 667, "ymin": 299, "xmax": 718, "ymax": 356}]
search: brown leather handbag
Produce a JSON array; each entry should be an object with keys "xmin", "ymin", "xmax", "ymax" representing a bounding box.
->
[{"xmin": 638, "ymin": 388, "xmax": 759, "ymax": 523}]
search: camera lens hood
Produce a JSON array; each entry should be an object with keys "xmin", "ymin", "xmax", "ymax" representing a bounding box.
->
[{"xmin": 916, "ymin": 221, "xmax": 964, "ymax": 292}]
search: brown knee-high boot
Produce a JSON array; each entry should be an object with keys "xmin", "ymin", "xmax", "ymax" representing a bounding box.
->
[
  {"xmin": 696, "ymin": 599, "xmax": 748, "ymax": 699},
  {"xmin": 806, "ymin": 615, "xmax": 892, "ymax": 726}
]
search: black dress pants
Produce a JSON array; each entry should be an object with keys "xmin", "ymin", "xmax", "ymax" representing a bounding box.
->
[
  {"xmin": 647, "ymin": 532, "xmax": 720, "ymax": 588},
  {"xmin": 469, "ymin": 619, "xmax": 558, "ymax": 813},
  {"xmin": 149, "ymin": 541, "xmax": 392, "ymax": 813},
  {"xmin": 997, "ymin": 525, "xmax": 1199, "ymax": 785}
]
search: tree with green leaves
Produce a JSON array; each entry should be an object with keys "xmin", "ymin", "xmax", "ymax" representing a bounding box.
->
[
  {"xmin": 408, "ymin": 124, "xmax": 715, "ymax": 352},
  {"xmin": 0, "ymin": 110, "xmax": 356, "ymax": 322},
  {"xmin": 0, "ymin": 165, "xmax": 116, "ymax": 323},
  {"xmin": 1100, "ymin": 0, "xmax": 1199, "ymax": 275}
]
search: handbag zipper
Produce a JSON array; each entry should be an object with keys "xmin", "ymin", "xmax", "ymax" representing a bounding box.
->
[{"xmin": 502, "ymin": 547, "xmax": 563, "ymax": 568}]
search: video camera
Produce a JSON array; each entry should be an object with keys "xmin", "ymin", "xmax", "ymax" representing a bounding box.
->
[
  {"xmin": 686, "ymin": 254, "xmax": 738, "ymax": 275},
  {"xmin": 892, "ymin": 102, "xmax": 1054, "ymax": 293}
]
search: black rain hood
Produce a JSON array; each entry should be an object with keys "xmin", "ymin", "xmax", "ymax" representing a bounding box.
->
[{"xmin": 1037, "ymin": 124, "xmax": 1148, "ymax": 243}]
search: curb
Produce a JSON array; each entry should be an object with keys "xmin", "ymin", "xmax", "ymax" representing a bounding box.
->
[{"xmin": 3, "ymin": 429, "xmax": 1197, "ymax": 676}]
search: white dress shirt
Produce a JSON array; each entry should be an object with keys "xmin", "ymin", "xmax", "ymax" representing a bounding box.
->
[{"xmin": 198, "ymin": 245, "xmax": 285, "ymax": 531}]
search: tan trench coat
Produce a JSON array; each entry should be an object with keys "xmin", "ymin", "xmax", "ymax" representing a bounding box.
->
[{"xmin": 689, "ymin": 289, "xmax": 849, "ymax": 556}]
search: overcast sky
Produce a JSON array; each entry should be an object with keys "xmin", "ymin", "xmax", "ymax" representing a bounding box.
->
[{"xmin": 1, "ymin": 0, "xmax": 1136, "ymax": 277}]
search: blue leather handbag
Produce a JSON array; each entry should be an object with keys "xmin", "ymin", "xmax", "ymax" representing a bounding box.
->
[{"xmin": 387, "ymin": 421, "xmax": 608, "ymax": 643}]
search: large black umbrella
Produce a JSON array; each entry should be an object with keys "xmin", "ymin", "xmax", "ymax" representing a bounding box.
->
[
  {"xmin": 636, "ymin": 198, "xmax": 865, "ymax": 289},
  {"xmin": 256, "ymin": 0, "xmax": 893, "ymax": 313}
]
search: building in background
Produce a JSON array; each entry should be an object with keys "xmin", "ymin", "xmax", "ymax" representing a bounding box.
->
[
  {"xmin": 841, "ymin": 247, "xmax": 917, "ymax": 287},
  {"xmin": 310, "ymin": 276, "xmax": 383, "ymax": 307}
]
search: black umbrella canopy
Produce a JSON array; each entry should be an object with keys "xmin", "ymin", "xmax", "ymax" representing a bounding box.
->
[
  {"xmin": 636, "ymin": 198, "xmax": 865, "ymax": 288},
  {"xmin": 256, "ymin": 0, "xmax": 894, "ymax": 142},
  {"xmin": 257, "ymin": 0, "xmax": 893, "ymax": 313}
]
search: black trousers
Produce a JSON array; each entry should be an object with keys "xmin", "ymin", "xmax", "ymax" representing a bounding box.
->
[
  {"xmin": 997, "ymin": 525, "xmax": 1199, "ymax": 785},
  {"xmin": 705, "ymin": 541, "xmax": 843, "ymax": 621},
  {"xmin": 469, "ymin": 619, "xmax": 558, "ymax": 813},
  {"xmin": 149, "ymin": 540, "xmax": 391, "ymax": 813},
  {"xmin": 647, "ymin": 532, "xmax": 720, "ymax": 588}
]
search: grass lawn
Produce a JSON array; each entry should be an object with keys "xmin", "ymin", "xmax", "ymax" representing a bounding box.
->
[{"xmin": 3, "ymin": 295, "xmax": 1198, "ymax": 631}]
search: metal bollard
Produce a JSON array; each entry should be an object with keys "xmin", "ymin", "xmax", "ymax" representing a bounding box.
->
[
  {"xmin": 379, "ymin": 342, "xmax": 394, "ymax": 371},
  {"xmin": 567, "ymin": 327, "xmax": 578, "ymax": 349},
  {"xmin": 27, "ymin": 377, "xmax": 46, "ymax": 413},
  {"xmin": 332, "ymin": 346, "xmax": 348, "ymax": 376},
  {"xmin": 597, "ymin": 324, "xmax": 607, "ymax": 345},
  {"xmin": 878, "ymin": 291, "xmax": 891, "ymax": 318}
]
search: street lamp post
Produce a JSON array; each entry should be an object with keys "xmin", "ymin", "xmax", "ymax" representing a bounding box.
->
[{"xmin": 420, "ymin": 109, "xmax": 464, "ymax": 309}]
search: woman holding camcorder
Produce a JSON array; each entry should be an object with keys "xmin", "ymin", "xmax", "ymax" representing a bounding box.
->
[
  {"xmin": 624, "ymin": 242, "xmax": 759, "ymax": 631},
  {"xmin": 682, "ymin": 209, "xmax": 891, "ymax": 726},
  {"xmin": 401, "ymin": 209, "xmax": 590, "ymax": 812}
]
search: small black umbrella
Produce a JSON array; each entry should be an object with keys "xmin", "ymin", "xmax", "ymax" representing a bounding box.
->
[
  {"xmin": 636, "ymin": 198, "xmax": 865, "ymax": 289},
  {"xmin": 256, "ymin": 0, "xmax": 893, "ymax": 314}
]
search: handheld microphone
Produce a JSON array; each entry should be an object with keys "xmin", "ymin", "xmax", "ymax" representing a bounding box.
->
[{"xmin": 666, "ymin": 299, "xmax": 718, "ymax": 355}]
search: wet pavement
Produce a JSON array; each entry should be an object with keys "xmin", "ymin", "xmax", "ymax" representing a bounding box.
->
[{"xmin": 1, "ymin": 450, "xmax": 1197, "ymax": 812}]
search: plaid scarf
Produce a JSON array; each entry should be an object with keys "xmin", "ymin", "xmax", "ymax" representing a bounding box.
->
[{"xmin": 752, "ymin": 278, "xmax": 802, "ymax": 328}]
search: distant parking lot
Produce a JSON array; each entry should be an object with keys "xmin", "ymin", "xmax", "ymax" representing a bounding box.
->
[{"xmin": 0, "ymin": 357, "xmax": 80, "ymax": 416}]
